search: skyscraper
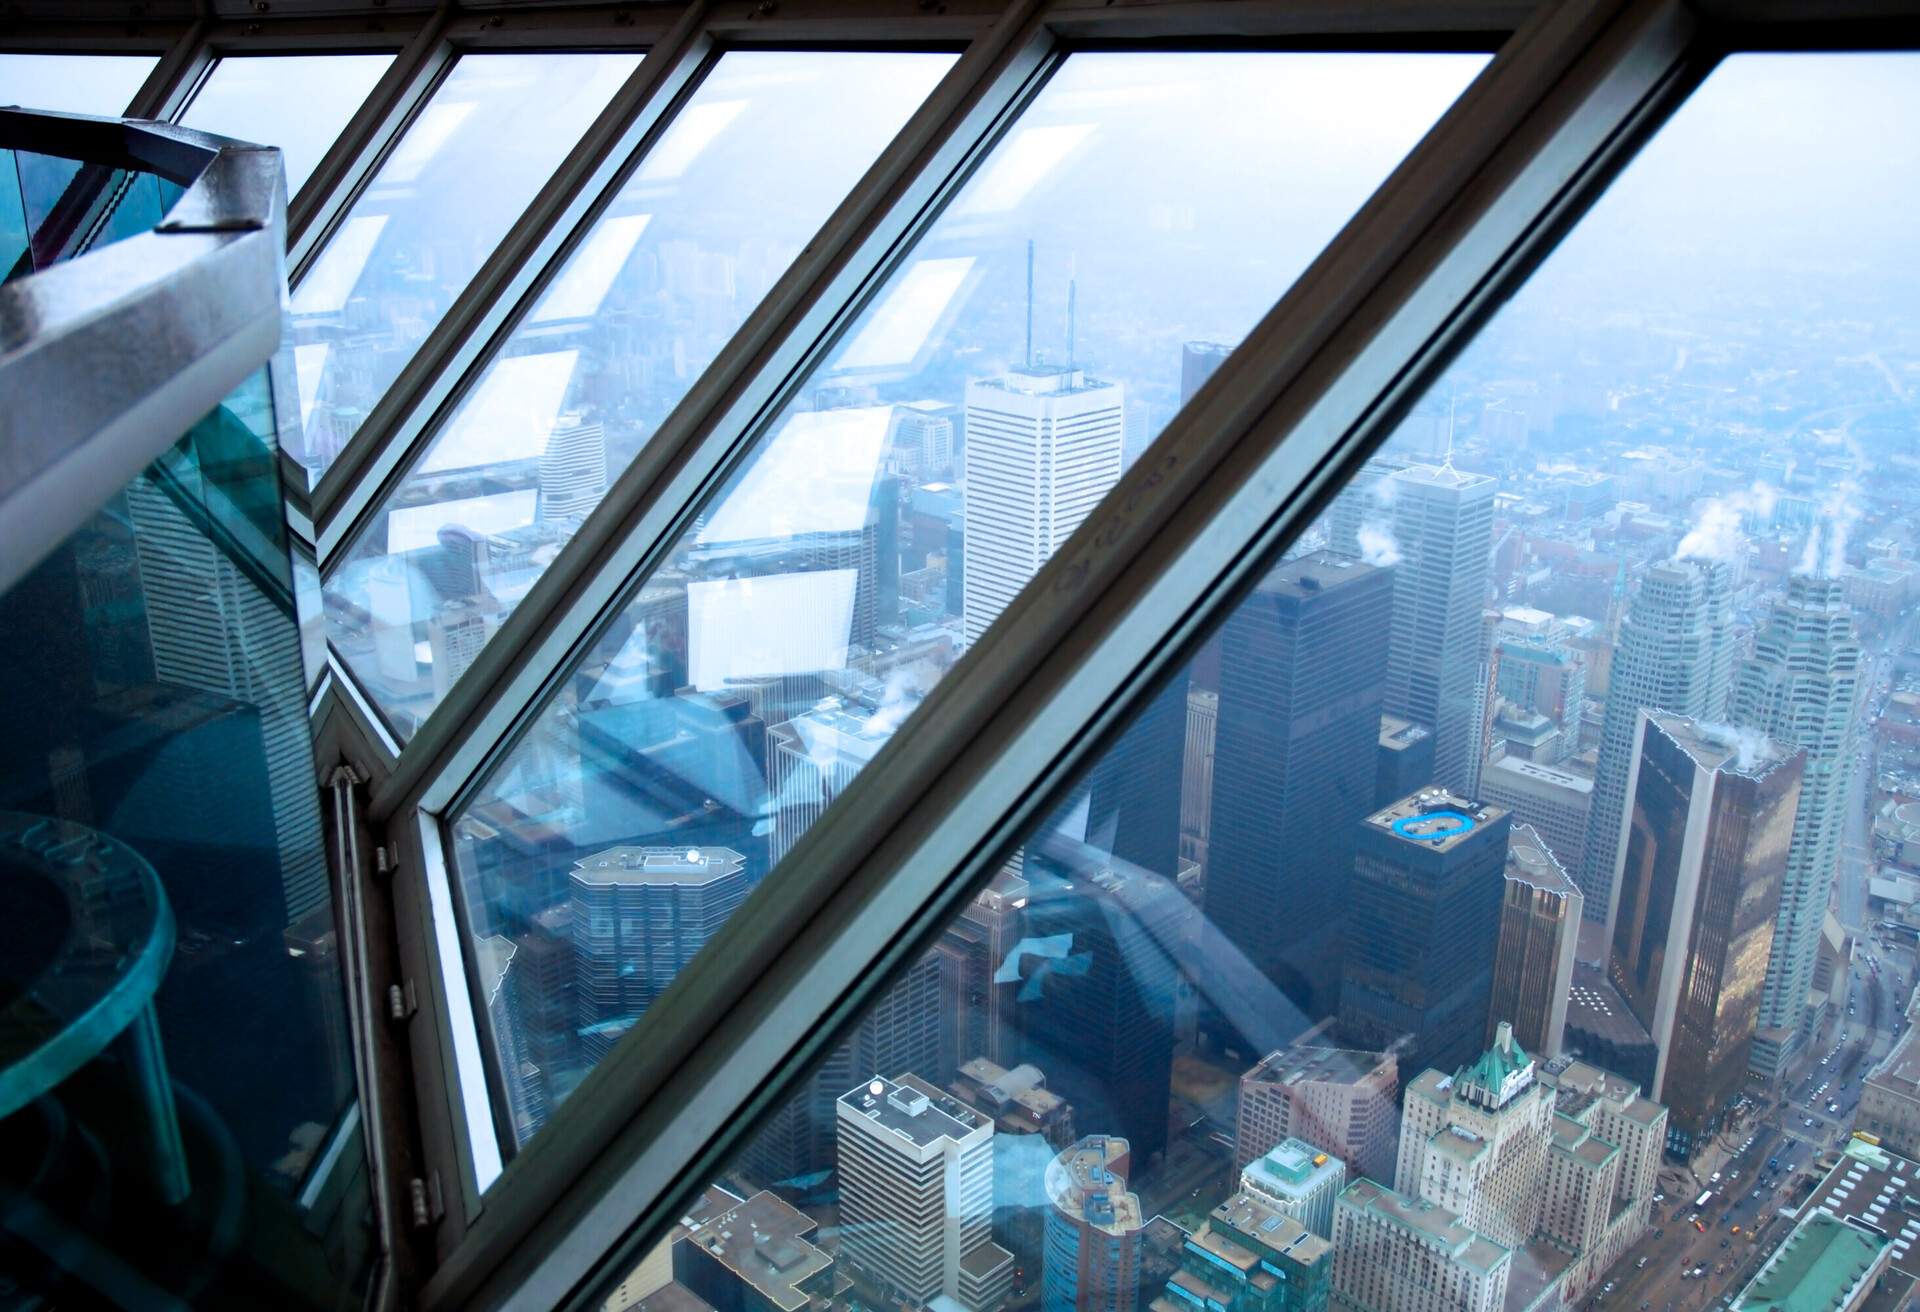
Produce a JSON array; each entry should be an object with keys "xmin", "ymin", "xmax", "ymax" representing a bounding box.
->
[
  {"xmin": 1338, "ymin": 788, "xmax": 1512, "ymax": 1078},
  {"xmin": 1207, "ymin": 552, "xmax": 1392, "ymax": 1022},
  {"xmin": 1376, "ymin": 463, "xmax": 1497, "ymax": 793},
  {"xmin": 1486, "ymin": 824, "xmax": 1583, "ymax": 1059},
  {"xmin": 1609, "ymin": 712, "xmax": 1803, "ymax": 1155},
  {"xmin": 940, "ymin": 866, "xmax": 1029, "ymax": 1070},
  {"xmin": 1477, "ymin": 755, "xmax": 1592, "ymax": 883},
  {"xmin": 767, "ymin": 700, "xmax": 892, "ymax": 867},
  {"xmin": 1494, "ymin": 635, "xmax": 1586, "ymax": 765},
  {"xmin": 836, "ymin": 1075, "xmax": 1014, "ymax": 1312},
  {"xmin": 1733, "ymin": 574, "xmax": 1864, "ymax": 1079},
  {"xmin": 1239, "ymin": 1137, "xmax": 1346, "ymax": 1240},
  {"xmin": 1180, "ymin": 340, "xmax": 1235, "ymax": 405},
  {"xmin": 537, "ymin": 413, "xmax": 608, "ymax": 524},
  {"xmin": 570, "ymin": 845, "xmax": 751, "ymax": 1062},
  {"xmin": 1151, "ymin": 1189, "xmax": 1330, "ymax": 1312},
  {"xmin": 1580, "ymin": 558, "xmax": 1734, "ymax": 931},
  {"xmin": 1043, "ymin": 1136, "xmax": 1145, "ymax": 1312},
  {"xmin": 962, "ymin": 364, "xmax": 1124, "ymax": 647}
]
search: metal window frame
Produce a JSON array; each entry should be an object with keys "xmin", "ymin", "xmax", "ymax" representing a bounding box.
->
[{"xmin": 383, "ymin": 0, "xmax": 1920, "ymax": 1306}]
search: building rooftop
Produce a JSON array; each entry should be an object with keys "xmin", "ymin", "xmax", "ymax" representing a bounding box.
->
[
  {"xmin": 1646, "ymin": 710, "xmax": 1798, "ymax": 783},
  {"xmin": 1337, "ymin": 1179, "xmax": 1510, "ymax": 1274},
  {"xmin": 1794, "ymin": 1140, "xmax": 1920, "ymax": 1285},
  {"xmin": 1505, "ymin": 825, "xmax": 1582, "ymax": 899},
  {"xmin": 837, "ymin": 1073, "xmax": 987, "ymax": 1150},
  {"xmin": 1736, "ymin": 1210, "xmax": 1889, "ymax": 1312},
  {"xmin": 1485, "ymin": 754, "xmax": 1594, "ymax": 796},
  {"xmin": 679, "ymin": 1188, "xmax": 834, "ymax": 1312},
  {"xmin": 1046, "ymin": 1135, "xmax": 1143, "ymax": 1236},
  {"xmin": 1242, "ymin": 1137, "xmax": 1344, "ymax": 1201},
  {"xmin": 1565, "ymin": 963, "xmax": 1656, "ymax": 1051},
  {"xmin": 1380, "ymin": 713, "xmax": 1433, "ymax": 750},
  {"xmin": 1389, "ymin": 461, "xmax": 1499, "ymax": 494},
  {"xmin": 571, "ymin": 845, "xmax": 747, "ymax": 888},
  {"xmin": 1257, "ymin": 550, "xmax": 1381, "ymax": 600},
  {"xmin": 1245, "ymin": 1039, "xmax": 1393, "ymax": 1090},
  {"xmin": 1454, "ymin": 1022, "xmax": 1536, "ymax": 1110},
  {"xmin": 1210, "ymin": 1192, "xmax": 1330, "ymax": 1267},
  {"xmin": 1366, "ymin": 788, "xmax": 1508, "ymax": 854},
  {"xmin": 1867, "ymin": 1025, "xmax": 1920, "ymax": 1097},
  {"xmin": 971, "ymin": 363, "xmax": 1116, "ymax": 399}
]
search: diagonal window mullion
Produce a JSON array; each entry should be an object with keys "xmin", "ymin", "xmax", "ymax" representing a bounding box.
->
[
  {"xmin": 368, "ymin": 0, "xmax": 1058, "ymax": 826},
  {"xmin": 421, "ymin": 2, "xmax": 1709, "ymax": 1307}
]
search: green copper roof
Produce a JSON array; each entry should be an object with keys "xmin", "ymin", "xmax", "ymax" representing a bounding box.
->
[
  {"xmin": 1457, "ymin": 1022, "xmax": 1531, "ymax": 1092},
  {"xmin": 1737, "ymin": 1213, "xmax": 1887, "ymax": 1312}
]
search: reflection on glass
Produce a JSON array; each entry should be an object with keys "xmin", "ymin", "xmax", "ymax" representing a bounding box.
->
[
  {"xmin": 0, "ymin": 52, "xmax": 157, "ymax": 115},
  {"xmin": 445, "ymin": 52, "xmax": 1485, "ymax": 1147},
  {"xmin": 0, "ymin": 366, "xmax": 369, "ymax": 1301},
  {"xmin": 179, "ymin": 53, "xmax": 395, "ymax": 198},
  {"xmin": 323, "ymin": 51, "xmax": 954, "ymax": 738},
  {"xmin": 586, "ymin": 52, "xmax": 1919, "ymax": 1312},
  {"xmin": 289, "ymin": 52, "xmax": 643, "ymax": 479}
]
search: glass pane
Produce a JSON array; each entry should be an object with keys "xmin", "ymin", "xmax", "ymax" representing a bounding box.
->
[
  {"xmin": 0, "ymin": 362, "xmax": 370, "ymax": 1302},
  {"xmin": 449, "ymin": 51, "xmax": 1485, "ymax": 1147},
  {"xmin": 597, "ymin": 50, "xmax": 1920, "ymax": 1312},
  {"xmin": 322, "ymin": 50, "xmax": 955, "ymax": 741},
  {"xmin": 8, "ymin": 148, "xmax": 171, "ymax": 273},
  {"xmin": 0, "ymin": 52, "xmax": 157, "ymax": 114},
  {"xmin": 179, "ymin": 53, "xmax": 396, "ymax": 198},
  {"xmin": 289, "ymin": 52, "xmax": 642, "ymax": 480}
]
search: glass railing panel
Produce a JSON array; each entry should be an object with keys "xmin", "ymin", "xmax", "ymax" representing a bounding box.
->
[
  {"xmin": 289, "ymin": 51, "xmax": 643, "ymax": 482},
  {"xmin": 0, "ymin": 361, "xmax": 370, "ymax": 1304},
  {"xmin": 0, "ymin": 148, "xmax": 25, "ymax": 278},
  {"xmin": 595, "ymin": 50, "xmax": 1920, "ymax": 1312},
  {"xmin": 178, "ymin": 53, "xmax": 397, "ymax": 200},
  {"xmin": 0, "ymin": 52, "xmax": 158, "ymax": 115},
  {"xmin": 446, "ymin": 50, "xmax": 1487, "ymax": 1148},
  {"xmin": 7, "ymin": 147, "xmax": 170, "ymax": 272},
  {"xmin": 323, "ymin": 49, "xmax": 956, "ymax": 741}
]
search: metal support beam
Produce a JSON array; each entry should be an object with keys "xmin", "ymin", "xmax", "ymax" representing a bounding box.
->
[{"xmin": 418, "ymin": 1, "xmax": 1711, "ymax": 1307}]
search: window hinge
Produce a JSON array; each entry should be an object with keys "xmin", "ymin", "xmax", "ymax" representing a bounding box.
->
[
  {"xmin": 409, "ymin": 1172, "xmax": 444, "ymax": 1229},
  {"xmin": 374, "ymin": 844, "xmax": 397, "ymax": 878},
  {"xmin": 387, "ymin": 979, "xmax": 417, "ymax": 1023}
]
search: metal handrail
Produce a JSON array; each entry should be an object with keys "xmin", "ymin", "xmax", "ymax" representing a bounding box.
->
[{"xmin": 0, "ymin": 108, "xmax": 287, "ymax": 597}]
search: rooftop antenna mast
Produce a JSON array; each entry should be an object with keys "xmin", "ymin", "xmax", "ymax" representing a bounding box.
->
[
  {"xmin": 1024, "ymin": 239, "xmax": 1035, "ymax": 369},
  {"xmin": 1443, "ymin": 388, "xmax": 1459, "ymax": 472},
  {"xmin": 1067, "ymin": 252, "xmax": 1077, "ymax": 373}
]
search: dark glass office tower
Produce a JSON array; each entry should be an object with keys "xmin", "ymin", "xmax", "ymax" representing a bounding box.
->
[
  {"xmin": 1181, "ymin": 340, "xmax": 1236, "ymax": 404},
  {"xmin": 1014, "ymin": 832, "xmax": 1188, "ymax": 1165},
  {"xmin": 1338, "ymin": 788, "xmax": 1512, "ymax": 1077},
  {"xmin": 1608, "ymin": 712, "xmax": 1802, "ymax": 1156},
  {"xmin": 1084, "ymin": 669, "xmax": 1191, "ymax": 880},
  {"xmin": 1206, "ymin": 552, "xmax": 1392, "ymax": 1024}
]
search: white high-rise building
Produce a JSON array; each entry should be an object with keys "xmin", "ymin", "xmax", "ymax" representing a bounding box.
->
[
  {"xmin": 1734, "ymin": 574, "xmax": 1865, "ymax": 1078},
  {"xmin": 538, "ymin": 414, "xmax": 608, "ymax": 524},
  {"xmin": 1580, "ymin": 557, "xmax": 1734, "ymax": 932},
  {"xmin": 127, "ymin": 477, "xmax": 330, "ymax": 925},
  {"xmin": 1376, "ymin": 463, "xmax": 1497, "ymax": 794},
  {"xmin": 837, "ymin": 1074, "xmax": 1014, "ymax": 1312},
  {"xmin": 962, "ymin": 364, "xmax": 1124, "ymax": 647}
]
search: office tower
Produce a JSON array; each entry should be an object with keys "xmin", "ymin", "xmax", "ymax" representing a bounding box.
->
[
  {"xmin": 478, "ymin": 934, "xmax": 546, "ymax": 1140},
  {"xmin": 1208, "ymin": 552, "xmax": 1392, "ymax": 1022},
  {"xmin": 1151, "ymin": 1190, "xmax": 1330, "ymax": 1312},
  {"xmin": 125, "ymin": 477, "xmax": 330, "ymax": 925},
  {"xmin": 513, "ymin": 904, "xmax": 577, "ymax": 1112},
  {"xmin": 1533, "ymin": 1057, "xmax": 1668, "ymax": 1221},
  {"xmin": 836, "ymin": 1075, "xmax": 1014, "ymax": 1312},
  {"xmin": 1486, "ymin": 825, "xmax": 1583, "ymax": 1059},
  {"xmin": 429, "ymin": 598, "xmax": 492, "ymax": 700},
  {"xmin": 1324, "ymin": 454, "xmax": 1410, "ymax": 561},
  {"xmin": 1239, "ymin": 1138, "xmax": 1345, "ymax": 1239},
  {"xmin": 1374, "ymin": 714, "xmax": 1435, "ymax": 808},
  {"xmin": 962, "ymin": 364, "xmax": 1124, "ymax": 646},
  {"xmin": 538, "ymin": 414, "xmax": 608, "ymax": 523},
  {"xmin": 1395, "ymin": 1023, "xmax": 1554, "ymax": 1249},
  {"xmin": 941, "ymin": 867, "xmax": 1029, "ymax": 1070},
  {"xmin": 1015, "ymin": 835, "xmax": 1184, "ymax": 1163},
  {"xmin": 1083, "ymin": 670, "xmax": 1189, "ymax": 878},
  {"xmin": 1494, "ymin": 635, "xmax": 1586, "ymax": 765},
  {"xmin": 1338, "ymin": 788, "xmax": 1512, "ymax": 1078},
  {"xmin": 1609, "ymin": 712, "xmax": 1803, "ymax": 1155},
  {"xmin": 1733, "ymin": 574, "xmax": 1864, "ymax": 1079},
  {"xmin": 569, "ymin": 845, "xmax": 751, "ymax": 1062},
  {"xmin": 1580, "ymin": 557, "xmax": 1734, "ymax": 931},
  {"xmin": 1179, "ymin": 687, "xmax": 1218, "ymax": 875},
  {"xmin": 949, "ymin": 1058, "xmax": 1077, "ymax": 1270},
  {"xmin": 1235, "ymin": 1038, "xmax": 1400, "ymax": 1184},
  {"xmin": 668, "ymin": 1188, "xmax": 839, "ymax": 1312},
  {"xmin": 1180, "ymin": 340, "xmax": 1235, "ymax": 404},
  {"xmin": 889, "ymin": 400, "xmax": 956, "ymax": 478},
  {"xmin": 1373, "ymin": 463, "xmax": 1497, "ymax": 793},
  {"xmin": 1477, "ymin": 755, "xmax": 1592, "ymax": 881},
  {"xmin": 767, "ymin": 700, "xmax": 892, "ymax": 866},
  {"xmin": 1043, "ymin": 1136, "xmax": 1145, "ymax": 1312},
  {"xmin": 1331, "ymin": 1180, "xmax": 1510, "ymax": 1312}
]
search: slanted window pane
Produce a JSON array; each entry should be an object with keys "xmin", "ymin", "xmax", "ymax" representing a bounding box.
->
[
  {"xmin": 321, "ymin": 51, "xmax": 953, "ymax": 740},
  {"xmin": 290, "ymin": 52, "xmax": 642, "ymax": 480},
  {"xmin": 0, "ymin": 52, "xmax": 156, "ymax": 114},
  {"xmin": 447, "ymin": 51, "xmax": 1485, "ymax": 1147},
  {"xmin": 597, "ymin": 51, "xmax": 1919, "ymax": 1312},
  {"xmin": 179, "ymin": 53, "xmax": 395, "ymax": 198}
]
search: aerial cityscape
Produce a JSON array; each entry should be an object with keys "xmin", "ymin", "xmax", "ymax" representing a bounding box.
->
[{"xmin": 312, "ymin": 50, "xmax": 1920, "ymax": 1312}]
